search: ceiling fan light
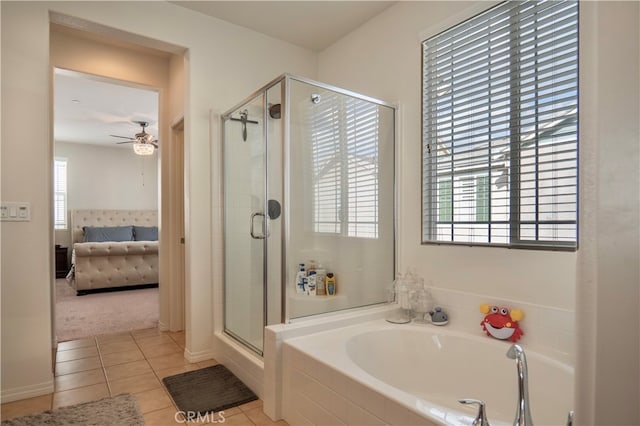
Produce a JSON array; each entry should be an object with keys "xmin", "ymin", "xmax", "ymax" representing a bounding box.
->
[{"xmin": 133, "ymin": 142, "xmax": 155, "ymax": 156}]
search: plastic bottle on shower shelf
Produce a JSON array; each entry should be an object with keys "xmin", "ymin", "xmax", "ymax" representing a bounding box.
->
[
  {"xmin": 315, "ymin": 265, "xmax": 327, "ymax": 296},
  {"xmin": 326, "ymin": 273, "xmax": 336, "ymax": 296},
  {"xmin": 307, "ymin": 271, "xmax": 317, "ymax": 296},
  {"xmin": 296, "ymin": 264, "xmax": 306, "ymax": 294},
  {"xmin": 307, "ymin": 260, "xmax": 317, "ymax": 275}
]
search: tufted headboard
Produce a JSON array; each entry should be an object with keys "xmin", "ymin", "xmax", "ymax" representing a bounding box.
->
[{"xmin": 70, "ymin": 209, "xmax": 158, "ymax": 245}]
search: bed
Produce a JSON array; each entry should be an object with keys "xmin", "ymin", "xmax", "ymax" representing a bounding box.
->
[{"xmin": 68, "ymin": 209, "xmax": 159, "ymax": 295}]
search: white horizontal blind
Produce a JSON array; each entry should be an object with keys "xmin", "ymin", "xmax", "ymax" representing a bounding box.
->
[
  {"xmin": 422, "ymin": 0, "xmax": 578, "ymax": 249},
  {"xmin": 54, "ymin": 158, "xmax": 67, "ymax": 230},
  {"xmin": 310, "ymin": 92, "xmax": 342, "ymax": 234},
  {"xmin": 310, "ymin": 93, "xmax": 380, "ymax": 238}
]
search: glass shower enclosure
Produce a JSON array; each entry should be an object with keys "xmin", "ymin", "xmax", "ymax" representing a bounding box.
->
[{"xmin": 222, "ymin": 75, "xmax": 395, "ymax": 355}]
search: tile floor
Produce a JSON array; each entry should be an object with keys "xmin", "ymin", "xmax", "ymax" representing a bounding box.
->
[{"xmin": 0, "ymin": 328, "xmax": 287, "ymax": 425}]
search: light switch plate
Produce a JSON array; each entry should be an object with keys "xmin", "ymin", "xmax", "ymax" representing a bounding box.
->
[{"xmin": 0, "ymin": 202, "xmax": 31, "ymax": 221}]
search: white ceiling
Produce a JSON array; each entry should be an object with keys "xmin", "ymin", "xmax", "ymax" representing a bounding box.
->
[
  {"xmin": 54, "ymin": 69, "xmax": 159, "ymax": 149},
  {"xmin": 170, "ymin": 1, "xmax": 396, "ymax": 52},
  {"xmin": 54, "ymin": 1, "xmax": 394, "ymax": 148}
]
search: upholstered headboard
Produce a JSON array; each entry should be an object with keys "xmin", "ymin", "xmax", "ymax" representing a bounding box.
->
[{"xmin": 70, "ymin": 209, "xmax": 158, "ymax": 245}]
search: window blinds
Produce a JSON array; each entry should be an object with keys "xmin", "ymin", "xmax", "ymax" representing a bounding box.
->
[
  {"xmin": 422, "ymin": 0, "xmax": 578, "ymax": 249},
  {"xmin": 54, "ymin": 158, "xmax": 67, "ymax": 230},
  {"xmin": 310, "ymin": 93, "xmax": 380, "ymax": 238}
]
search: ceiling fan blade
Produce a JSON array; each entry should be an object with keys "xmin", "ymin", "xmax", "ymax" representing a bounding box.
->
[
  {"xmin": 151, "ymin": 142, "xmax": 159, "ymax": 148},
  {"xmin": 116, "ymin": 141, "xmax": 134, "ymax": 145},
  {"xmin": 110, "ymin": 134, "xmax": 135, "ymax": 140}
]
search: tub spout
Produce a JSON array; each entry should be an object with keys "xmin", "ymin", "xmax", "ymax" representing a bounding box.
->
[
  {"xmin": 458, "ymin": 398, "xmax": 490, "ymax": 426},
  {"xmin": 506, "ymin": 344, "xmax": 533, "ymax": 426}
]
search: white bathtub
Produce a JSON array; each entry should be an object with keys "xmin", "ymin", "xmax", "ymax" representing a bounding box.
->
[{"xmin": 281, "ymin": 320, "xmax": 573, "ymax": 425}]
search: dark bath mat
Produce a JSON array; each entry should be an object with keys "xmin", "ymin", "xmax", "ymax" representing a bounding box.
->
[{"xmin": 163, "ymin": 364, "xmax": 257, "ymax": 418}]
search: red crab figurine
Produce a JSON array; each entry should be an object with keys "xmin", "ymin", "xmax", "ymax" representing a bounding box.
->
[{"xmin": 480, "ymin": 304, "xmax": 524, "ymax": 342}]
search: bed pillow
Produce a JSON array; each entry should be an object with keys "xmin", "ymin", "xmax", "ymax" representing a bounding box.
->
[
  {"xmin": 133, "ymin": 226, "xmax": 158, "ymax": 241},
  {"xmin": 83, "ymin": 226, "xmax": 134, "ymax": 242}
]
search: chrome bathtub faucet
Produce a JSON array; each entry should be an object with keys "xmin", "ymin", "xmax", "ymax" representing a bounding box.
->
[
  {"xmin": 506, "ymin": 344, "xmax": 533, "ymax": 426},
  {"xmin": 458, "ymin": 398, "xmax": 490, "ymax": 426}
]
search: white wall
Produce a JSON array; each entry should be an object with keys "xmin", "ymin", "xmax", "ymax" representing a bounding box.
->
[
  {"xmin": 318, "ymin": 0, "xmax": 576, "ymax": 309},
  {"xmin": 54, "ymin": 142, "xmax": 158, "ymax": 247},
  {"xmin": 1, "ymin": 2, "xmax": 57, "ymax": 402},
  {"xmin": 575, "ymin": 3, "xmax": 640, "ymax": 424},
  {"xmin": 317, "ymin": 1, "xmax": 639, "ymax": 424},
  {"xmin": 1, "ymin": 0, "xmax": 316, "ymax": 401}
]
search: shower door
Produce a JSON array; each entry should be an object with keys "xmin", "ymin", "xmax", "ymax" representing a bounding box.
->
[{"xmin": 223, "ymin": 94, "xmax": 267, "ymax": 353}]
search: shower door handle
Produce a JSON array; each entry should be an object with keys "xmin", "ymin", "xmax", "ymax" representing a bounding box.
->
[{"xmin": 250, "ymin": 212, "xmax": 269, "ymax": 239}]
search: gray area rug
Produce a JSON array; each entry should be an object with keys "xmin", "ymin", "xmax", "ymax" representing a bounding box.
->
[
  {"xmin": 1, "ymin": 394, "xmax": 144, "ymax": 426},
  {"xmin": 163, "ymin": 364, "xmax": 257, "ymax": 419}
]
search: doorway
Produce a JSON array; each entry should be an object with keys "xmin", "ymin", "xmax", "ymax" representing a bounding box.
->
[
  {"xmin": 53, "ymin": 69, "xmax": 161, "ymax": 341},
  {"xmin": 50, "ymin": 23, "xmax": 186, "ymax": 344}
]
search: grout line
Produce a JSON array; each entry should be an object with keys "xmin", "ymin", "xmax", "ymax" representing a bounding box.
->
[{"xmin": 97, "ymin": 333, "xmax": 123, "ymax": 397}]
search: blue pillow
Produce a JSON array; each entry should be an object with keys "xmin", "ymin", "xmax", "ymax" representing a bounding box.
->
[
  {"xmin": 134, "ymin": 226, "xmax": 158, "ymax": 241},
  {"xmin": 83, "ymin": 226, "xmax": 134, "ymax": 242}
]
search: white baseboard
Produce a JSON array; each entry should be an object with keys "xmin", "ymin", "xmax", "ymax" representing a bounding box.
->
[
  {"xmin": 1, "ymin": 379, "xmax": 55, "ymax": 404},
  {"xmin": 183, "ymin": 347, "xmax": 216, "ymax": 363}
]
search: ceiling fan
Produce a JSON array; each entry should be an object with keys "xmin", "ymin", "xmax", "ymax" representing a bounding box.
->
[{"xmin": 110, "ymin": 121, "xmax": 158, "ymax": 155}]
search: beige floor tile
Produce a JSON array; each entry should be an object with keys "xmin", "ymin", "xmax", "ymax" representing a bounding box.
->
[
  {"xmin": 133, "ymin": 387, "xmax": 173, "ymax": 414},
  {"xmin": 98, "ymin": 339, "xmax": 140, "ymax": 355},
  {"xmin": 101, "ymin": 348, "xmax": 145, "ymax": 367},
  {"xmin": 140, "ymin": 341, "xmax": 182, "ymax": 358},
  {"xmin": 239, "ymin": 399, "xmax": 263, "ymax": 412},
  {"xmin": 57, "ymin": 338, "xmax": 96, "ymax": 351},
  {"xmin": 52, "ymin": 383, "xmax": 109, "ymax": 409},
  {"xmin": 136, "ymin": 334, "xmax": 175, "ymax": 347},
  {"xmin": 153, "ymin": 364, "xmax": 200, "ymax": 381},
  {"xmin": 222, "ymin": 412, "xmax": 257, "ymax": 426},
  {"xmin": 221, "ymin": 406, "xmax": 243, "ymax": 418},
  {"xmin": 55, "ymin": 346, "xmax": 99, "ymax": 362},
  {"xmin": 143, "ymin": 406, "xmax": 184, "ymax": 425},
  {"xmin": 55, "ymin": 356, "xmax": 101, "ymax": 376},
  {"xmin": 0, "ymin": 394, "xmax": 52, "ymax": 421},
  {"xmin": 131, "ymin": 328, "xmax": 162, "ymax": 339},
  {"xmin": 54, "ymin": 368, "xmax": 105, "ymax": 392},
  {"xmin": 104, "ymin": 359, "xmax": 152, "ymax": 381},
  {"xmin": 244, "ymin": 407, "xmax": 286, "ymax": 425},
  {"xmin": 168, "ymin": 333, "xmax": 185, "ymax": 348},
  {"xmin": 166, "ymin": 331, "xmax": 184, "ymax": 339},
  {"xmin": 95, "ymin": 331, "xmax": 134, "ymax": 344},
  {"xmin": 147, "ymin": 352, "xmax": 193, "ymax": 372},
  {"xmin": 196, "ymin": 359, "xmax": 219, "ymax": 368},
  {"xmin": 109, "ymin": 370, "xmax": 162, "ymax": 395}
]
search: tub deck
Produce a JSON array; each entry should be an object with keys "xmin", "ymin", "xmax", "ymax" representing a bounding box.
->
[{"xmin": 281, "ymin": 320, "xmax": 573, "ymax": 426}]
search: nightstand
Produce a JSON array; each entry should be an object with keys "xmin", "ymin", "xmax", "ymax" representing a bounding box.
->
[{"xmin": 55, "ymin": 245, "xmax": 68, "ymax": 278}]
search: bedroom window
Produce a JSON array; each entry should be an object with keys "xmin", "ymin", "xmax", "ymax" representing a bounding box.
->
[
  {"xmin": 54, "ymin": 158, "xmax": 68, "ymax": 230},
  {"xmin": 422, "ymin": 0, "xmax": 578, "ymax": 250}
]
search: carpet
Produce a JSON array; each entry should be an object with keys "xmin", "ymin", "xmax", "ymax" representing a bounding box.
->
[
  {"xmin": 1, "ymin": 394, "xmax": 144, "ymax": 426},
  {"xmin": 163, "ymin": 365, "xmax": 257, "ymax": 419},
  {"xmin": 55, "ymin": 279, "xmax": 158, "ymax": 342}
]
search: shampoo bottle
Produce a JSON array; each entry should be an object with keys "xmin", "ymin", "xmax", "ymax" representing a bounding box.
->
[
  {"xmin": 307, "ymin": 260, "xmax": 317, "ymax": 275},
  {"xmin": 326, "ymin": 273, "xmax": 336, "ymax": 296},
  {"xmin": 315, "ymin": 265, "xmax": 327, "ymax": 296},
  {"xmin": 307, "ymin": 271, "xmax": 317, "ymax": 296},
  {"xmin": 295, "ymin": 264, "xmax": 306, "ymax": 294}
]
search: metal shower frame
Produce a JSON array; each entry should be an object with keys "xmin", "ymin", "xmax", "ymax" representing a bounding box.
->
[{"xmin": 221, "ymin": 73, "xmax": 397, "ymax": 356}]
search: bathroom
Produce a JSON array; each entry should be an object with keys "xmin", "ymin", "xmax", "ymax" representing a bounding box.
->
[
  {"xmin": 1, "ymin": 1, "xmax": 637, "ymax": 425},
  {"xmin": 210, "ymin": 2, "xmax": 639, "ymax": 425}
]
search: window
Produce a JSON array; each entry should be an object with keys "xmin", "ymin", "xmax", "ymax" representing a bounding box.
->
[
  {"xmin": 422, "ymin": 0, "xmax": 578, "ymax": 249},
  {"xmin": 309, "ymin": 92, "xmax": 380, "ymax": 238},
  {"xmin": 54, "ymin": 158, "xmax": 67, "ymax": 230}
]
